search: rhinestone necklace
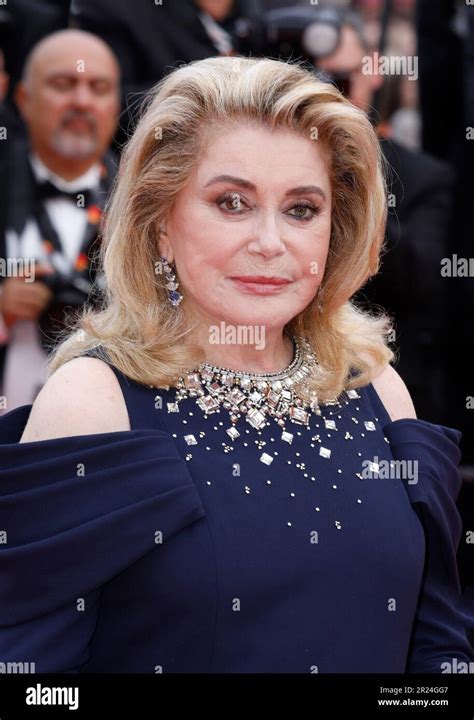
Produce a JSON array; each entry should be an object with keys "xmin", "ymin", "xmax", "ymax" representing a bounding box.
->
[{"xmin": 170, "ymin": 334, "xmax": 323, "ymax": 441}]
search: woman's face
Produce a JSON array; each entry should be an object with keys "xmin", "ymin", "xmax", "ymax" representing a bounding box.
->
[{"xmin": 160, "ymin": 124, "xmax": 332, "ymax": 334}]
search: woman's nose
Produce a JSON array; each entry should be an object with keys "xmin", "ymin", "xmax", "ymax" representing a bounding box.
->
[{"xmin": 247, "ymin": 212, "xmax": 286, "ymax": 258}]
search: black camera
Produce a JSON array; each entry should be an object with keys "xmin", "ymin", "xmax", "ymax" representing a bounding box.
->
[
  {"xmin": 228, "ymin": 4, "xmax": 350, "ymax": 92},
  {"xmin": 40, "ymin": 270, "xmax": 94, "ymax": 308},
  {"xmin": 37, "ymin": 267, "xmax": 96, "ymax": 352},
  {"xmin": 227, "ymin": 3, "xmax": 343, "ymax": 59}
]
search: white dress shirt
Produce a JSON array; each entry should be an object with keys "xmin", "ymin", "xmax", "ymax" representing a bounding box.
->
[{"xmin": 0, "ymin": 153, "xmax": 101, "ymax": 413}]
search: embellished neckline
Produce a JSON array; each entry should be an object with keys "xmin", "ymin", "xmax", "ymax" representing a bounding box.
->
[
  {"xmin": 196, "ymin": 331, "xmax": 302, "ymax": 382},
  {"xmin": 170, "ymin": 333, "xmax": 323, "ymax": 435}
]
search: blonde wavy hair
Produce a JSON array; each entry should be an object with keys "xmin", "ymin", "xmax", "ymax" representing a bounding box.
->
[{"xmin": 49, "ymin": 55, "xmax": 394, "ymax": 402}]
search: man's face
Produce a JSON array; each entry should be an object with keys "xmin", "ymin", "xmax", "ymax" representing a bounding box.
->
[{"xmin": 18, "ymin": 37, "xmax": 120, "ymax": 161}]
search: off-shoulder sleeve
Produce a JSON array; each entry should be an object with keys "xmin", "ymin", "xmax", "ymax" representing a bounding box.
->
[
  {"xmin": 384, "ymin": 418, "xmax": 474, "ymax": 673},
  {"xmin": 0, "ymin": 405, "xmax": 206, "ymax": 673}
]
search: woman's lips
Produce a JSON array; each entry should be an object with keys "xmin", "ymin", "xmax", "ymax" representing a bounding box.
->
[{"xmin": 230, "ymin": 276, "xmax": 291, "ymax": 295}]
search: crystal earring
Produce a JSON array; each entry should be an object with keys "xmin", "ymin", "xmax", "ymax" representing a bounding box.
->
[{"xmin": 160, "ymin": 256, "xmax": 183, "ymax": 307}]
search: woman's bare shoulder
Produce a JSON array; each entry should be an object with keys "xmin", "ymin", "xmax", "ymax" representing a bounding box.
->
[
  {"xmin": 371, "ymin": 363, "xmax": 417, "ymax": 422},
  {"xmin": 20, "ymin": 356, "xmax": 131, "ymax": 443}
]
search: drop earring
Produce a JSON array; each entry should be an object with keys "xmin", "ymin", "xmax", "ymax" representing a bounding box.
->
[{"xmin": 160, "ymin": 256, "xmax": 183, "ymax": 307}]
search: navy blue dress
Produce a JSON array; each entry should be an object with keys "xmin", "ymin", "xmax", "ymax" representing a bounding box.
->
[{"xmin": 0, "ymin": 357, "xmax": 472, "ymax": 673}]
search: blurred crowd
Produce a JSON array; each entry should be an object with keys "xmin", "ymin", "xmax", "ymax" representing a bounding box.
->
[{"xmin": 0, "ymin": 2, "xmax": 473, "ymax": 517}]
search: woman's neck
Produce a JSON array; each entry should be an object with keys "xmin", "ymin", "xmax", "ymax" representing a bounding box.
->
[{"xmin": 194, "ymin": 326, "xmax": 295, "ymax": 375}]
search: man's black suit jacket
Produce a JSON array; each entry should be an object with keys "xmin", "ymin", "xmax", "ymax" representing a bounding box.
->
[
  {"xmin": 0, "ymin": 136, "xmax": 116, "ymax": 392},
  {"xmin": 358, "ymin": 138, "xmax": 454, "ymax": 423}
]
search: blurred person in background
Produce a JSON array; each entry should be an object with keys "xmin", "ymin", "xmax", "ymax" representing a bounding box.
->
[
  {"xmin": 417, "ymin": 0, "xmax": 474, "ymax": 467},
  {"xmin": 3, "ymin": 0, "xmax": 70, "ymax": 132},
  {"xmin": 0, "ymin": 8, "xmax": 13, "ymax": 117},
  {"xmin": 0, "ymin": 8, "xmax": 16, "ymax": 284},
  {"xmin": 417, "ymin": 0, "xmax": 474, "ymax": 624},
  {"xmin": 0, "ymin": 8, "xmax": 30, "ymax": 141},
  {"xmin": 357, "ymin": 1, "xmax": 421, "ymax": 149},
  {"xmin": 0, "ymin": 29, "xmax": 120, "ymax": 412},
  {"xmin": 377, "ymin": 70, "xmax": 420, "ymax": 151},
  {"xmin": 310, "ymin": 6, "xmax": 454, "ymax": 426},
  {"xmin": 71, "ymin": 0, "xmax": 263, "ymax": 144},
  {"xmin": 354, "ymin": 0, "xmax": 415, "ymax": 21}
]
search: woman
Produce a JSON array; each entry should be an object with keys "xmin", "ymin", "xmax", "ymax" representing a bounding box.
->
[{"xmin": 0, "ymin": 56, "xmax": 472, "ymax": 673}]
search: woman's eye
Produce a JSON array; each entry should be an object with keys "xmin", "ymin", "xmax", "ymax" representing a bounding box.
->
[
  {"xmin": 287, "ymin": 204, "xmax": 319, "ymax": 221},
  {"xmin": 217, "ymin": 194, "xmax": 319, "ymax": 221},
  {"xmin": 218, "ymin": 192, "xmax": 246, "ymax": 213}
]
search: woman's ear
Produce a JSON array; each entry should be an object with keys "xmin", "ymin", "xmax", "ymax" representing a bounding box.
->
[{"xmin": 157, "ymin": 223, "xmax": 173, "ymax": 262}]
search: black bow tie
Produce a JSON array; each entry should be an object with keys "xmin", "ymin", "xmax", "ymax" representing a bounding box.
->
[{"xmin": 36, "ymin": 179, "xmax": 94, "ymax": 206}]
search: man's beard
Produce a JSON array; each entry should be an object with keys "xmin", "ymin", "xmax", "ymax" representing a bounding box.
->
[{"xmin": 51, "ymin": 111, "xmax": 99, "ymax": 159}]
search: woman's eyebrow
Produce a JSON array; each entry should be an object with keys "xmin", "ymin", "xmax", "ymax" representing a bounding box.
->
[{"xmin": 204, "ymin": 174, "xmax": 326, "ymax": 201}]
